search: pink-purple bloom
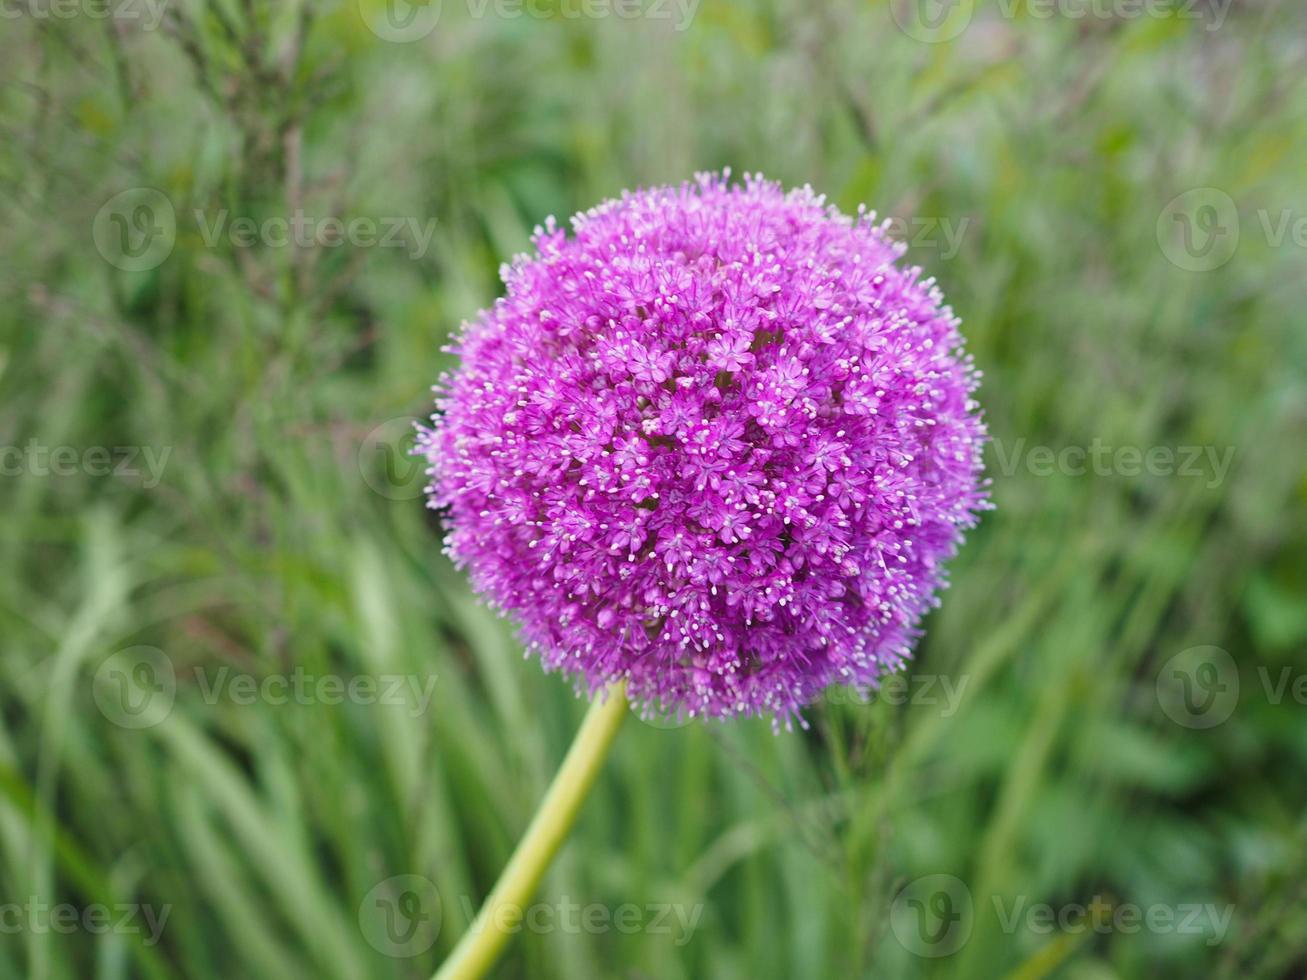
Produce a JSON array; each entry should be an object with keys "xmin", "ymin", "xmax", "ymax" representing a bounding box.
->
[{"xmin": 420, "ymin": 172, "xmax": 988, "ymax": 727}]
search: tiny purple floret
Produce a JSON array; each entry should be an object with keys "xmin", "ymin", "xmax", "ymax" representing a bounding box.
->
[{"xmin": 420, "ymin": 172, "xmax": 989, "ymax": 728}]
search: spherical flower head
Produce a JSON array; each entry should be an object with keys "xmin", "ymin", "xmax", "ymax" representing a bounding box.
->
[{"xmin": 420, "ymin": 172, "xmax": 988, "ymax": 728}]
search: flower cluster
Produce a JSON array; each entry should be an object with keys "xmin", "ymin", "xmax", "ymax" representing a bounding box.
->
[{"xmin": 420, "ymin": 172, "xmax": 988, "ymax": 727}]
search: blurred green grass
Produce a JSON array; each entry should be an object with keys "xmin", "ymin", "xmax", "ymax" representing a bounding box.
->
[{"xmin": 1, "ymin": 0, "xmax": 1306, "ymax": 977}]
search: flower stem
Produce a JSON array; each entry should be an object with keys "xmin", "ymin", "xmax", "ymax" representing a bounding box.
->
[{"xmin": 433, "ymin": 682, "xmax": 629, "ymax": 980}]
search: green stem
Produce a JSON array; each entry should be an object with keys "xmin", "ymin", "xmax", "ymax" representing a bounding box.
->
[{"xmin": 433, "ymin": 682, "xmax": 628, "ymax": 980}]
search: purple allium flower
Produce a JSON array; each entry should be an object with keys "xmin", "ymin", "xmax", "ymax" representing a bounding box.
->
[{"xmin": 420, "ymin": 172, "xmax": 988, "ymax": 728}]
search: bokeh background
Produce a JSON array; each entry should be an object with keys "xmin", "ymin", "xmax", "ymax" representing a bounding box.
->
[{"xmin": 2, "ymin": 0, "xmax": 1306, "ymax": 977}]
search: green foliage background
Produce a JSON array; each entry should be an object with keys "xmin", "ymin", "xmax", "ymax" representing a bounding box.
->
[{"xmin": 1, "ymin": 0, "xmax": 1305, "ymax": 977}]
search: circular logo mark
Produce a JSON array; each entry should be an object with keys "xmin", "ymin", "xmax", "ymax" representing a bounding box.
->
[
  {"xmin": 92, "ymin": 188, "xmax": 176, "ymax": 272},
  {"xmin": 1156, "ymin": 188, "xmax": 1240, "ymax": 272},
  {"xmin": 890, "ymin": 0, "xmax": 974, "ymax": 43},
  {"xmin": 93, "ymin": 646, "xmax": 176, "ymax": 729},
  {"xmin": 890, "ymin": 873, "xmax": 973, "ymax": 958},
  {"xmin": 359, "ymin": 417, "xmax": 427, "ymax": 500},
  {"xmin": 358, "ymin": 875, "xmax": 441, "ymax": 957},
  {"xmin": 1156, "ymin": 645, "xmax": 1239, "ymax": 729},
  {"xmin": 358, "ymin": 0, "xmax": 441, "ymax": 42}
]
